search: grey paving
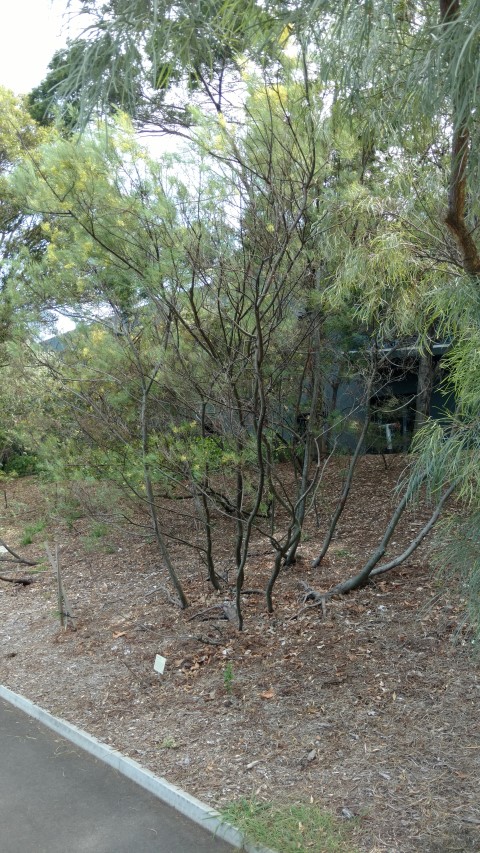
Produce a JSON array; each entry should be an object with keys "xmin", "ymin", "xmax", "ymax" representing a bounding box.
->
[{"xmin": 0, "ymin": 699, "xmax": 234, "ymax": 853}]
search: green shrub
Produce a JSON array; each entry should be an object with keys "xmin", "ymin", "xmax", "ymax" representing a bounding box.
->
[
  {"xmin": 3, "ymin": 452, "xmax": 38, "ymax": 476},
  {"xmin": 20, "ymin": 519, "xmax": 47, "ymax": 546}
]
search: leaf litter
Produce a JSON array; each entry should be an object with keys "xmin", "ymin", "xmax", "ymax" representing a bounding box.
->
[{"xmin": 0, "ymin": 456, "xmax": 479, "ymax": 852}]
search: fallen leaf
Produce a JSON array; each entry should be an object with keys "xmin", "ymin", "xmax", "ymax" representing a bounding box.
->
[{"xmin": 260, "ymin": 688, "xmax": 275, "ymax": 699}]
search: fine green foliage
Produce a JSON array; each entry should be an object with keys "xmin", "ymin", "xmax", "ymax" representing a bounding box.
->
[
  {"xmin": 33, "ymin": 0, "xmax": 283, "ymax": 130},
  {"xmin": 160, "ymin": 736, "xmax": 179, "ymax": 749},
  {"xmin": 83, "ymin": 521, "xmax": 113, "ymax": 552},
  {"xmin": 89, "ymin": 522, "xmax": 109, "ymax": 539},
  {"xmin": 2, "ymin": 451, "xmax": 38, "ymax": 477},
  {"xmin": 20, "ymin": 519, "xmax": 47, "ymax": 546},
  {"xmin": 223, "ymin": 661, "xmax": 234, "ymax": 694},
  {"xmin": 433, "ymin": 511, "xmax": 480, "ymax": 641},
  {"xmin": 221, "ymin": 799, "xmax": 358, "ymax": 853}
]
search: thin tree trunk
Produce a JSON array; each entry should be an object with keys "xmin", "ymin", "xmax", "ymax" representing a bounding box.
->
[
  {"xmin": 266, "ymin": 544, "xmax": 288, "ymax": 613},
  {"xmin": 235, "ymin": 334, "xmax": 267, "ymax": 631},
  {"xmin": 324, "ymin": 376, "xmax": 340, "ymax": 454},
  {"xmin": 285, "ymin": 306, "xmax": 323, "ymax": 566},
  {"xmin": 200, "ymin": 490, "xmax": 219, "ymax": 589},
  {"xmin": 143, "ymin": 469, "xmax": 188, "ymax": 608},
  {"xmin": 285, "ymin": 320, "xmax": 323, "ymax": 566},
  {"xmin": 234, "ymin": 465, "xmax": 244, "ymax": 570},
  {"xmin": 141, "ymin": 388, "xmax": 188, "ymax": 609},
  {"xmin": 190, "ymin": 478, "xmax": 220, "ymax": 590},
  {"xmin": 440, "ymin": 0, "xmax": 480, "ymax": 275},
  {"xmin": 191, "ymin": 403, "xmax": 221, "ymax": 591}
]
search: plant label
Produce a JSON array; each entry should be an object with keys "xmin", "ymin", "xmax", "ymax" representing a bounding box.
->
[{"xmin": 154, "ymin": 654, "xmax": 166, "ymax": 674}]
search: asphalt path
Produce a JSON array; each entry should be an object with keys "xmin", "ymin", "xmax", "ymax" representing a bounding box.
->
[{"xmin": 0, "ymin": 699, "xmax": 234, "ymax": 853}]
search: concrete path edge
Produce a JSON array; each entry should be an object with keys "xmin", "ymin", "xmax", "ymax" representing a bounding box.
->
[{"xmin": 0, "ymin": 684, "xmax": 276, "ymax": 853}]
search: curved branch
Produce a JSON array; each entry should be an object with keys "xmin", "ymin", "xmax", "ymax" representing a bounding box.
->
[
  {"xmin": 370, "ymin": 480, "xmax": 458, "ymax": 577},
  {"xmin": 0, "ymin": 574, "xmax": 36, "ymax": 586},
  {"xmin": 0, "ymin": 538, "xmax": 38, "ymax": 566},
  {"xmin": 316, "ymin": 471, "xmax": 428, "ymax": 597}
]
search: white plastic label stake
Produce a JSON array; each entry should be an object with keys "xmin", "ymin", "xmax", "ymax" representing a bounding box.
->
[{"xmin": 154, "ymin": 654, "xmax": 166, "ymax": 674}]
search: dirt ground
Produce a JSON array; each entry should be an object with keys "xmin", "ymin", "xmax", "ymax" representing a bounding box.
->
[{"xmin": 0, "ymin": 456, "xmax": 479, "ymax": 853}]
